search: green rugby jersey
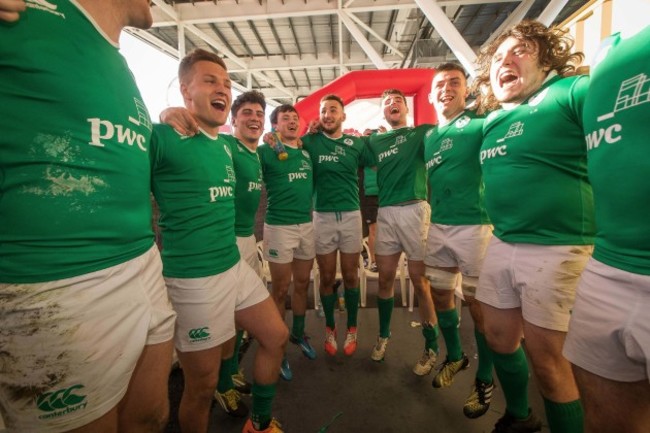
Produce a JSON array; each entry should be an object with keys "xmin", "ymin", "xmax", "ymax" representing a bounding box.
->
[
  {"xmin": 363, "ymin": 167, "xmax": 378, "ymax": 196},
  {"xmin": 151, "ymin": 125, "xmax": 239, "ymax": 278},
  {"xmin": 366, "ymin": 125, "xmax": 433, "ymax": 207},
  {"xmin": 258, "ymin": 143, "xmax": 313, "ymax": 225},
  {"xmin": 302, "ymin": 132, "xmax": 369, "ymax": 212},
  {"xmin": 584, "ymin": 26, "xmax": 650, "ymax": 274},
  {"xmin": 425, "ymin": 110, "xmax": 489, "ymax": 225},
  {"xmin": 222, "ymin": 135, "xmax": 263, "ymax": 237},
  {"xmin": 0, "ymin": 1, "xmax": 154, "ymax": 283},
  {"xmin": 481, "ymin": 74, "xmax": 595, "ymax": 245}
]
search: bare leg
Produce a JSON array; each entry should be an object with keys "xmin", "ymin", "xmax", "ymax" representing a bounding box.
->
[
  {"xmin": 573, "ymin": 365, "xmax": 650, "ymax": 433},
  {"xmin": 118, "ymin": 339, "xmax": 174, "ymax": 433},
  {"xmin": 176, "ymin": 345, "xmax": 223, "ymax": 433},
  {"xmin": 269, "ymin": 262, "xmax": 292, "ymax": 317},
  {"xmin": 523, "ymin": 321, "xmax": 578, "ymax": 402},
  {"xmin": 409, "ymin": 259, "xmax": 435, "ymax": 325},
  {"xmin": 236, "ymin": 297, "xmax": 288, "ymax": 386},
  {"xmin": 376, "ymin": 253, "xmax": 400, "ymax": 299},
  {"xmin": 290, "ymin": 258, "xmax": 314, "ymax": 317}
]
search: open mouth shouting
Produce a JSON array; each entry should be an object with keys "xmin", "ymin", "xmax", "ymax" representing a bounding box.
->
[{"xmin": 211, "ymin": 97, "xmax": 228, "ymax": 112}]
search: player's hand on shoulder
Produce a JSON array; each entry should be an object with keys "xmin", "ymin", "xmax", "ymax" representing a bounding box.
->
[
  {"xmin": 307, "ymin": 119, "xmax": 321, "ymax": 134},
  {"xmin": 0, "ymin": 0, "xmax": 26, "ymax": 23},
  {"xmin": 159, "ymin": 107, "xmax": 199, "ymax": 137},
  {"xmin": 363, "ymin": 125, "xmax": 386, "ymax": 136},
  {"xmin": 262, "ymin": 131, "xmax": 276, "ymax": 146}
]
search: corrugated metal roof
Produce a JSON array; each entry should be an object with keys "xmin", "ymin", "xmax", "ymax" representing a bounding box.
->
[{"xmin": 133, "ymin": 0, "xmax": 589, "ymax": 104}]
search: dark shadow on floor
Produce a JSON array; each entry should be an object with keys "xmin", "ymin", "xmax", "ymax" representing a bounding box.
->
[{"xmin": 166, "ymin": 290, "xmax": 548, "ymax": 433}]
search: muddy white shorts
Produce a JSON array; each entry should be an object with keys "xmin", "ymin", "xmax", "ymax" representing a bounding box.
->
[
  {"xmin": 313, "ymin": 211, "xmax": 362, "ymax": 255},
  {"xmin": 0, "ymin": 246, "xmax": 175, "ymax": 432},
  {"xmin": 563, "ymin": 258, "xmax": 650, "ymax": 382},
  {"xmin": 476, "ymin": 237, "xmax": 592, "ymax": 331},
  {"xmin": 165, "ymin": 259, "xmax": 269, "ymax": 353}
]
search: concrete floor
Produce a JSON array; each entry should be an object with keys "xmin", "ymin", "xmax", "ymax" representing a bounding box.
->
[{"xmin": 166, "ymin": 280, "xmax": 549, "ymax": 433}]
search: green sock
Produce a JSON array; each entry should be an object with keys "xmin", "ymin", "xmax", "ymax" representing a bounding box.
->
[
  {"xmin": 493, "ymin": 347, "xmax": 530, "ymax": 419},
  {"xmin": 422, "ymin": 322, "xmax": 440, "ymax": 353},
  {"xmin": 344, "ymin": 288, "xmax": 360, "ymax": 328},
  {"xmin": 437, "ymin": 308, "xmax": 462, "ymax": 361},
  {"xmin": 230, "ymin": 330, "xmax": 244, "ymax": 375},
  {"xmin": 291, "ymin": 314, "xmax": 305, "ymax": 339},
  {"xmin": 474, "ymin": 329, "xmax": 494, "ymax": 384},
  {"xmin": 377, "ymin": 297, "xmax": 394, "ymax": 338},
  {"xmin": 321, "ymin": 293, "xmax": 337, "ymax": 329},
  {"xmin": 251, "ymin": 382, "xmax": 276, "ymax": 430},
  {"xmin": 217, "ymin": 357, "xmax": 235, "ymax": 393},
  {"xmin": 544, "ymin": 398, "xmax": 584, "ymax": 433}
]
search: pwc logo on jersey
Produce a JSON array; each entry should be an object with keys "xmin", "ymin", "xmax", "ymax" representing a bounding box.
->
[
  {"xmin": 586, "ymin": 73, "xmax": 648, "ymax": 151},
  {"xmin": 288, "ymin": 172, "xmax": 309, "ymax": 182},
  {"xmin": 426, "ymin": 152, "xmax": 442, "ymax": 169},
  {"xmin": 319, "ymin": 146, "xmax": 345, "ymax": 164},
  {"xmin": 209, "ymin": 185, "xmax": 234, "ymax": 202},
  {"xmin": 248, "ymin": 181, "xmax": 263, "ymax": 192},
  {"xmin": 37, "ymin": 384, "xmax": 87, "ymax": 420},
  {"xmin": 319, "ymin": 154, "xmax": 338, "ymax": 163},
  {"xmin": 289, "ymin": 159, "xmax": 311, "ymax": 181},
  {"xmin": 378, "ymin": 144, "xmax": 399, "ymax": 163},
  {"xmin": 87, "ymin": 98, "xmax": 152, "ymax": 152},
  {"xmin": 480, "ymin": 145, "xmax": 508, "ymax": 163}
]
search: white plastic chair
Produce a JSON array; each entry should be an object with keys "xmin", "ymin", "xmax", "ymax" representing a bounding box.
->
[
  {"xmin": 399, "ymin": 253, "xmax": 417, "ymax": 311},
  {"xmin": 256, "ymin": 241, "xmax": 271, "ymax": 287}
]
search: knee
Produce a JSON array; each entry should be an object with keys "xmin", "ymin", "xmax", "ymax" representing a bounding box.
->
[
  {"xmin": 431, "ymin": 289, "xmax": 455, "ymax": 309},
  {"xmin": 530, "ymin": 355, "xmax": 570, "ymax": 390},
  {"xmin": 342, "ymin": 272, "xmax": 358, "ymax": 289},
  {"xmin": 186, "ymin": 374, "xmax": 219, "ymax": 402},
  {"xmin": 483, "ymin": 327, "xmax": 519, "ymax": 354},
  {"xmin": 259, "ymin": 323, "xmax": 289, "ymax": 351},
  {"xmin": 319, "ymin": 272, "xmax": 336, "ymax": 292},
  {"xmin": 272, "ymin": 283, "xmax": 290, "ymax": 300},
  {"xmin": 293, "ymin": 269, "xmax": 311, "ymax": 289}
]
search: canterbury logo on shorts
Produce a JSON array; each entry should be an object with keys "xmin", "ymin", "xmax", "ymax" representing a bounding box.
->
[
  {"xmin": 188, "ymin": 327, "xmax": 211, "ymax": 342},
  {"xmin": 37, "ymin": 384, "xmax": 87, "ymax": 419}
]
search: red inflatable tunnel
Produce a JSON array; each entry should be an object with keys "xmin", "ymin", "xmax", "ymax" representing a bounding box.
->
[{"xmin": 294, "ymin": 68, "xmax": 436, "ymax": 135}]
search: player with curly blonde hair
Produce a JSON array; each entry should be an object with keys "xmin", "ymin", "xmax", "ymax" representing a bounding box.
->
[{"xmin": 473, "ymin": 20, "xmax": 593, "ymax": 433}]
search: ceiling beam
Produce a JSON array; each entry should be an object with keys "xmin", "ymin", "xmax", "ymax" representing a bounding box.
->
[
  {"xmin": 247, "ymin": 20, "xmax": 270, "ymax": 56},
  {"xmin": 414, "ymin": 0, "xmax": 478, "ymax": 76},
  {"xmin": 308, "ymin": 16, "xmax": 319, "ymax": 58},
  {"xmin": 338, "ymin": 10, "xmax": 388, "ymax": 69},
  {"xmin": 345, "ymin": 10, "xmax": 405, "ymax": 58},
  {"xmin": 537, "ymin": 0, "xmax": 570, "ymax": 26},
  {"xmin": 483, "ymin": 0, "xmax": 535, "ymax": 46},
  {"xmin": 228, "ymin": 21, "xmax": 255, "ymax": 57},
  {"xmin": 126, "ymin": 28, "xmax": 179, "ymax": 59},
  {"xmin": 287, "ymin": 17, "xmax": 303, "ymax": 58},
  {"xmin": 150, "ymin": 0, "xmax": 295, "ymax": 99},
  {"xmin": 150, "ymin": 0, "xmax": 516, "ymax": 27},
  {"xmin": 267, "ymin": 19, "xmax": 286, "ymax": 59}
]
